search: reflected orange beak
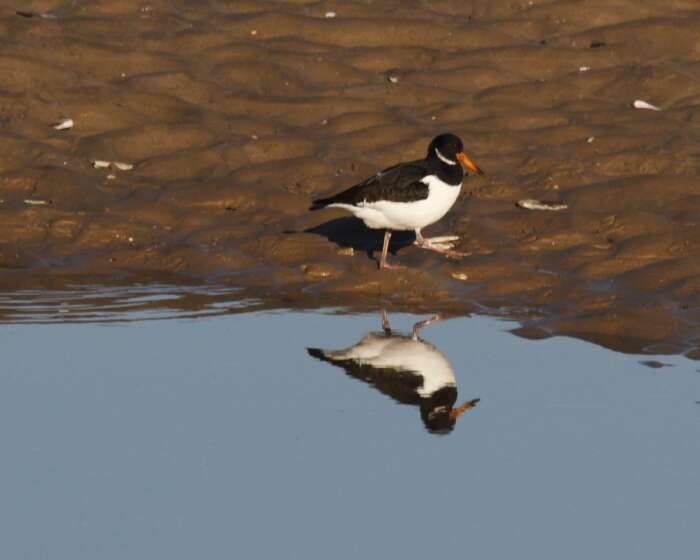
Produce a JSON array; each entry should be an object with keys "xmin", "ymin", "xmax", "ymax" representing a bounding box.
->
[
  {"xmin": 457, "ymin": 152, "xmax": 484, "ymax": 175},
  {"xmin": 449, "ymin": 398, "xmax": 480, "ymax": 421}
]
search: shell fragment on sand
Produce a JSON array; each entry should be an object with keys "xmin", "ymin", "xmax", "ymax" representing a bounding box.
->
[
  {"xmin": 52, "ymin": 118, "xmax": 74, "ymax": 131},
  {"xmin": 633, "ymin": 99, "xmax": 661, "ymax": 111},
  {"xmin": 385, "ymin": 69, "xmax": 402, "ymax": 83},
  {"xmin": 516, "ymin": 199, "xmax": 568, "ymax": 211},
  {"xmin": 16, "ymin": 11, "xmax": 57, "ymax": 18},
  {"xmin": 92, "ymin": 160, "xmax": 134, "ymax": 171}
]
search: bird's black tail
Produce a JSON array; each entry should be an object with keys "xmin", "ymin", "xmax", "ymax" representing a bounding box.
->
[
  {"xmin": 307, "ymin": 347, "xmax": 328, "ymax": 360},
  {"xmin": 309, "ymin": 197, "xmax": 331, "ymax": 211}
]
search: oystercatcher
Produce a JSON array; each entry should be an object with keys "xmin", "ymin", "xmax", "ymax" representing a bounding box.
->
[
  {"xmin": 307, "ymin": 311, "xmax": 479, "ymax": 434},
  {"xmin": 310, "ymin": 133, "xmax": 483, "ymax": 269}
]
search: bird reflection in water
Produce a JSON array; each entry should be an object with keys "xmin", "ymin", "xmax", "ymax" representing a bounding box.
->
[{"xmin": 307, "ymin": 311, "xmax": 479, "ymax": 434}]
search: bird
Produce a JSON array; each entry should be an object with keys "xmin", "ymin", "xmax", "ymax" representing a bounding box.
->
[
  {"xmin": 309, "ymin": 133, "xmax": 483, "ymax": 270},
  {"xmin": 307, "ymin": 311, "xmax": 479, "ymax": 434}
]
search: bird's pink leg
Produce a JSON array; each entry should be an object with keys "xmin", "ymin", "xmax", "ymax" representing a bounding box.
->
[
  {"xmin": 380, "ymin": 309, "xmax": 392, "ymax": 333},
  {"xmin": 411, "ymin": 313, "xmax": 446, "ymax": 339},
  {"xmin": 379, "ymin": 230, "xmax": 405, "ymax": 270}
]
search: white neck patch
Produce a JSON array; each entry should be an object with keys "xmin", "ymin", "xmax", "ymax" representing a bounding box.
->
[{"xmin": 435, "ymin": 147, "xmax": 457, "ymax": 166}]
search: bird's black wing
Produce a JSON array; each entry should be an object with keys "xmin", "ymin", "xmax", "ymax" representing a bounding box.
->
[
  {"xmin": 310, "ymin": 160, "xmax": 430, "ymax": 210},
  {"xmin": 307, "ymin": 346, "xmax": 424, "ymax": 406}
]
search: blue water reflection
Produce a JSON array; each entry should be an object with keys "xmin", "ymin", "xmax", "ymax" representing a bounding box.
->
[
  {"xmin": 0, "ymin": 295, "xmax": 698, "ymax": 559},
  {"xmin": 308, "ymin": 311, "xmax": 479, "ymax": 434}
]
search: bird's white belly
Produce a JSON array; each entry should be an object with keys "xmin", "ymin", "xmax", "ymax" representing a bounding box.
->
[
  {"xmin": 367, "ymin": 339, "xmax": 457, "ymax": 397},
  {"xmin": 330, "ymin": 176, "xmax": 462, "ymax": 231},
  {"xmin": 322, "ymin": 334, "xmax": 457, "ymax": 398}
]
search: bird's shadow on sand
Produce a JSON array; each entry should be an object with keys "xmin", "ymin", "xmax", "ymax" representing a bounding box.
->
[{"xmin": 298, "ymin": 217, "xmax": 415, "ymax": 260}]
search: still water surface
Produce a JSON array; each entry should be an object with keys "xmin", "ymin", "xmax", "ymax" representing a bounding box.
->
[{"xmin": 1, "ymin": 287, "xmax": 698, "ymax": 559}]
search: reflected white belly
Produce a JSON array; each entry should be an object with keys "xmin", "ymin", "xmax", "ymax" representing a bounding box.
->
[
  {"xmin": 328, "ymin": 334, "xmax": 457, "ymax": 398},
  {"xmin": 329, "ymin": 176, "xmax": 461, "ymax": 231}
]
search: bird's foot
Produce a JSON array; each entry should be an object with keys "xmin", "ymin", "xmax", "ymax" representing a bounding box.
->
[
  {"xmin": 379, "ymin": 260, "xmax": 407, "ymax": 271},
  {"xmin": 414, "ymin": 235, "xmax": 469, "ymax": 259},
  {"xmin": 414, "ymin": 235, "xmax": 459, "ymax": 251}
]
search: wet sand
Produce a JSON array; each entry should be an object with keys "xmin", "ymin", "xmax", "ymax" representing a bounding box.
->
[{"xmin": 3, "ymin": 0, "xmax": 700, "ymax": 355}]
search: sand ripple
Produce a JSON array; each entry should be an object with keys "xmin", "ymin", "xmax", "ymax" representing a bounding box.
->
[{"xmin": 2, "ymin": 1, "xmax": 700, "ymax": 354}]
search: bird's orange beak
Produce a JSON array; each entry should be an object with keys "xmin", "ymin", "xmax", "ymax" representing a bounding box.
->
[
  {"xmin": 457, "ymin": 152, "xmax": 484, "ymax": 175},
  {"xmin": 449, "ymin": 398, "xmax": 480, "ymax": 421}
]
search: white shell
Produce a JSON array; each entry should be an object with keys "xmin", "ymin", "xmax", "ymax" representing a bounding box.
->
[
  {"xmin": 52, "ymin": 118, "xmax": 73, "ymax": 131},
  {"xmin": 92, "ymin": 160, "xmax": 133, "ymax": 170},
  {"xmin": 516, "ymin": 199, "xmax": 568, "ymax": 211},
  {"xmin": 633, "ymin": 99, "xmax": 661, "ymax": 111}
]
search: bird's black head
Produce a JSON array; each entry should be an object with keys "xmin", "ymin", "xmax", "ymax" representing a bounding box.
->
[
  {"xmin": 426, "ymin": 133, "xmax": 484, "ymax": 176},
  {"xmin": 428, "ymin": 133, "xmax": 463, "ymax": 163},
  {"xmin": 420, "ymin": 386, "xmax": 459, "ymax": 435},
  {"xmin": 420, "ymin": 387, "xmax": 480, "ymax": 435},
  {"xmin": 423, "ymin": 406, "xmax": 457, "ymax": 434}
]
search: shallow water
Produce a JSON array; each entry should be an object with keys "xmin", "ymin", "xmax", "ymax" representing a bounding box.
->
[{"xmin": 1, "ymin": 288, "xmax": 698, "ymax": 559}]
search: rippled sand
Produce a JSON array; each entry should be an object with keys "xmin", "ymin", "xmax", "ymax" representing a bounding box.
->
[{"xmin": 2, "ymin": 0, "xmax": 700, "ymax": 354}]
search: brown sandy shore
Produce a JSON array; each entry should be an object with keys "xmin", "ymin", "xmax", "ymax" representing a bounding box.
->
[{"xmin": 2, "ymin": 0, "xmax": 700, "ymax": 355}]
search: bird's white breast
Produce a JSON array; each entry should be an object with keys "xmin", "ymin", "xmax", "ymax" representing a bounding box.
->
[
  {"xmin": 327, "ymin": 334, "xmax": 456, "ymax": 397},
  {"xmin": 329, "ymin": 175, "xmax": 462, "ymax": 231},
  {"xmin": 369, "ymin": 338, "xmax": 456, "ymax": 397}
]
